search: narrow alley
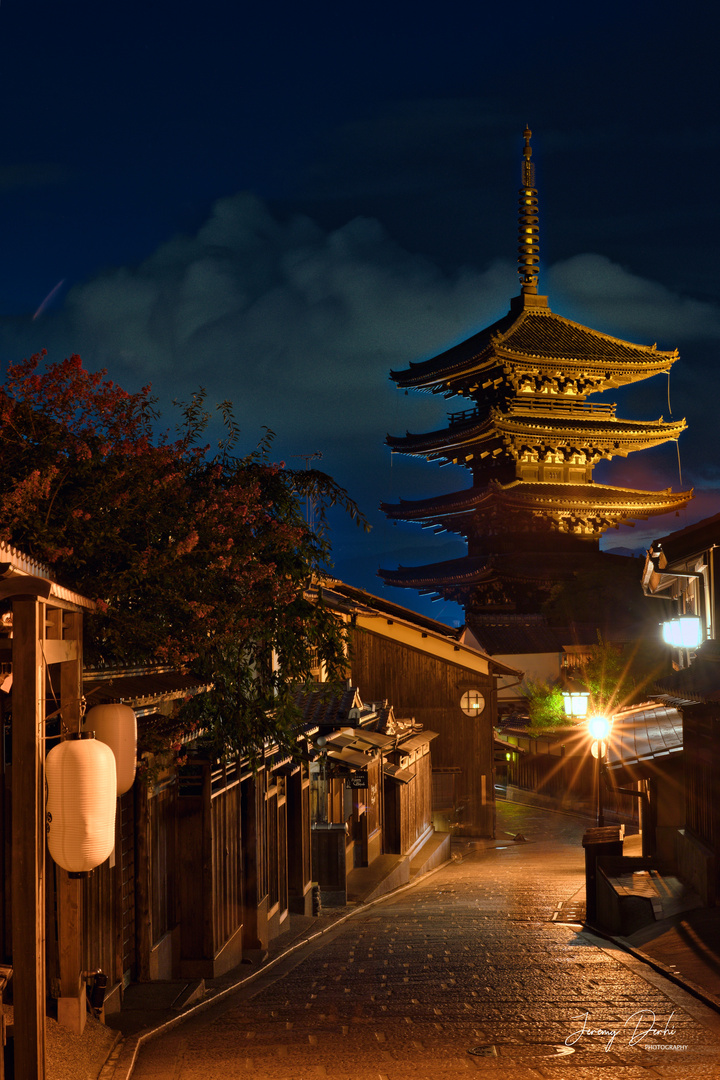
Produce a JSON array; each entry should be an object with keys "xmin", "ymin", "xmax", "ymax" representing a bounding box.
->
[{"xmin": 126, "ymin": 803, "xmax": 720, "ymax": 1079}]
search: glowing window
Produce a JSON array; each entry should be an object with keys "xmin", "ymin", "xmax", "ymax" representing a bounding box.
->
[{"xmin": 460, "ymin": 690, "xmax": 486, "ymax": 716}]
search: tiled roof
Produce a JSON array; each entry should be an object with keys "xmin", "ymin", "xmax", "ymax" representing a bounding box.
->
[
  {"xmin": 391, "ymin": 303, "xmax": 677, "ymax": 390},
  {"xmin": 496, "ymin": 411, "xmax": 686, "ymax": 446},
  {"xmin": 497, "ymin": 310, "xmax": 677, "ymax": 367},
  {"xmin": 390, "ymin": 309, "xmax": 515, "ymax": 387},
  {"xmin": 381, "ymin": 480, "xmax": 692, "ymax": 523},
  {"xmin": 318, "ymin": 580, "xmax": 464, "ymax": 639},
  {"xmin": 379, "ymin": 555, "xmax": 497, "ymax": 589},
  {"xmin": 605, "ymin": 703, "xmax": 684, "ymax": 779},
  {"xmin": 387, "ymin": 414, "xmax": 495, "ymax": 455},
  {"xmin": 293, "ymin": 684, "xmax": 362, "ymax": 727},
  {"xmin": 84, "ymin": 668, "xmax": 211, "ymax": 706},
  {"xmin": 379, "ymin": 550, "xmax": 643, "ymax": 593},
  {"xmin": 387, "ymin": 409, "xmax": 686, "ymax": 458}
]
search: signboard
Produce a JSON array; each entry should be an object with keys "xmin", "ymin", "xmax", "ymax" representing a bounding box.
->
[{"xmin": 348, "ymin": 770, "xmax": 368, "ymax": 789}]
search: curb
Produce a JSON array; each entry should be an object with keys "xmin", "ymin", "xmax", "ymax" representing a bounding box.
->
[
  {"xmin": 583, "ymin": 921, "xmax": 720, "ymax": 1017},
  {"xmin": 103, "ymin": 853, "xmax": 454, "ymax": 1079}
]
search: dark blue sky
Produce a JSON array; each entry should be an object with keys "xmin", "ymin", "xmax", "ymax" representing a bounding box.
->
[{"xmin": 1, "ymin": 1, "xmax": 718, "ymax": 624}]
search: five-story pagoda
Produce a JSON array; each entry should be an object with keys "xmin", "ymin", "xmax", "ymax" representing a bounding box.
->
[{"xmin": 380, "ymin": 128, "xmax": 691, "ymax": 621}]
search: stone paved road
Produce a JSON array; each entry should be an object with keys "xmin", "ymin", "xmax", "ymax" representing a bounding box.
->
[{"xmin": 131, "ymin": 802, "xmax": 720, "ymax": 1078}]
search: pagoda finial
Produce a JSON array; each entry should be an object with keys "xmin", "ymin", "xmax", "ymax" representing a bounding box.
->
[{"xmin": 517, "ymin": 126, "xmax": 540, "ymax": 295}]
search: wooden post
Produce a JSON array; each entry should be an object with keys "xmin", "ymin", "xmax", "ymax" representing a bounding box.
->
[
  {"xmin": 134, "ymin": 779, "xmax": 152, "ymax": 981},
  {"xmin": 55, "ymin": 611, "xmax": 86, "ymax": 1033},
  {"xmin": 11, "ymin": 598, "xmax": 46, "ymax": 1080}
]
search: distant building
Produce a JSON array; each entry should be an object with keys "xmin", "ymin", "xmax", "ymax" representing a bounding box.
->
[{"xmin": 381, "ymin": 127, "xmax": 690, "ymax": 631}]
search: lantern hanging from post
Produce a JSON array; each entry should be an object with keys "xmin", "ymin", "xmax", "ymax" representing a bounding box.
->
[
  {"xmin": 661, "ymin": 615, "xmax": 703, "ymax": 650},
  {"xmin": 85, "ymin": 703, "xmax": 137, "ymax": 795},
  {"xmin": 46, "ymin": 733, "xmax": 117, "ymax": 876}
]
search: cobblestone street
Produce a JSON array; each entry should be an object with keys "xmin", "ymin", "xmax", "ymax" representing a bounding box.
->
[{"xmin": 129, "ymin": 803, "xmax": 720, "ymax": 1078}]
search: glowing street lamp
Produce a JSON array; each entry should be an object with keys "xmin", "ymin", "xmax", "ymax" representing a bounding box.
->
[
  {"xmin": 588, "ymin": 713, "xmax": 611, "ymax": 827},
  {"xmin": 588, "ymin": 714, "xmax": 611, "ymax": 744}
]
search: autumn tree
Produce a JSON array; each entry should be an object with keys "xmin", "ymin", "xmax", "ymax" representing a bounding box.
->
[{"xmin": 0, "ymin": 351, "xmax": 366, "ymax": 761}]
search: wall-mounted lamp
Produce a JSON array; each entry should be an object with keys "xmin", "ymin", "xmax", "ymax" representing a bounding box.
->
[{"xmin": 661, "ymin": 615, "xmax": 703, "ymax": 649}]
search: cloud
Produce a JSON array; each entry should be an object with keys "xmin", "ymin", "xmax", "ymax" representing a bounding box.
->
[
  {"xmin": 4, "ymin": 193, "xmax": 718, "ymax": 519},
  {"xmin": 547, "ymin": 254, "xmax": 720, "ymax": 344},
  {"xmin": 59, "ymin": 193, "xmax": 515, "ymax": 449},
  {"xmin": 4, "ymin": 192, "xmax": 720, "ymax": 612}
]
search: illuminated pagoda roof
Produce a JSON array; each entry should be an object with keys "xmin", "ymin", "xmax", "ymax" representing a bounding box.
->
[
  {"xmin": 381, "ymin": 480, "xmax": 690, "ymax": 540},
  {"xmin": 388, "ymin": 401, "xmax": 686, "ymax": 466},
  {"xmin": 390, "ymin": 298, "xmax": 678, "ymax": 398}
]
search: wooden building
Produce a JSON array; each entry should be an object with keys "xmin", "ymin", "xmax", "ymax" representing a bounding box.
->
[
  {"xmin": 297, "ymin": 683, "xmax": 437, "ymax": 907},
  {"xmin": 0, "ymin": 548, "xmax": 316, "ymax": 1075},
  {"xmin": 317, "ymin": 581, "xmax": 519, "ymax": 837},
  {"xmin": 78, "ymin": 668, "xmax": 315, "ymax": 989},
  {"xmin": 642, "ymin": 513, "xmax": 720, "ymax": 904},
  {"xmin": 0, "ymin": 543, "xmax": 95, "ymax": 1077},
  {"xmin": 380, "ymin": 127, "xmax": 691, "ymax": 626}
]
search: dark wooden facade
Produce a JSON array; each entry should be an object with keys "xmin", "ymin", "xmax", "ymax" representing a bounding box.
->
[
  {"xmin": 641, "ymin": 513, "xmax": 720, "ymax": 904},
  {"xmin": 500, "ymin": 725, "xmax": 641, "ymax": 827},
  {"xmin": 348, "ymin": 624, "xmax": 498, "ymax": 836},
  {"xmin": 677, "ymin": 704, "xmax": 720, "ymax": 905},
  {"xmin": 384, "ymin": 734, "xmax": 433, "ymax": 856}
]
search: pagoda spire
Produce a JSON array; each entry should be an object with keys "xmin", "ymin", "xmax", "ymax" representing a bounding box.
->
[{"xmin": 517, "ymin": 126, "xmax": 540, "ymax": 295}]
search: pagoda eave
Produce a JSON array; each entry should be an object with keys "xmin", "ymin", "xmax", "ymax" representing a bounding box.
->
[
  {"xmin": 387, "ymin": 413, "xmax": 687, "ymax": 461},
  {"xmin": 381, "ymin": 480, "xmax": 693, "ymax": 526},
  {"xmin": 391, "ymin": 302, "xmax": 680, "ymax": 393},
  {"xmin": 379, "ymin": 547, "xmax": 624, "ymax": 594}
]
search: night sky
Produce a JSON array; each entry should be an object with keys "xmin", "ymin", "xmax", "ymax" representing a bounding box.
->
[{"xmin": 1, "ymin": 1, "xmax": 718, "ymax": 626}]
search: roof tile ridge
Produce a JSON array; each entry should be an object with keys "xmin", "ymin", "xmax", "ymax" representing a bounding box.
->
[
  {"xmin": 490, "ymin": 304, "xmax": 531, "ymax": 347},
  {"xmin": 529, "ymin": 310, "xmax": 679, "ymax": 358}
]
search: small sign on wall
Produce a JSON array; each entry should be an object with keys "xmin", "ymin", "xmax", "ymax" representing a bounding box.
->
[{"xmin": 348, "ymin": 770, "xmax": 369, "ymax": 789}]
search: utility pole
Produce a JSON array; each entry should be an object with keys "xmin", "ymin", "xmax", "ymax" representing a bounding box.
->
[{"xmin": 291, "ymin": 452, "xmax": 323, "ymax": 532}]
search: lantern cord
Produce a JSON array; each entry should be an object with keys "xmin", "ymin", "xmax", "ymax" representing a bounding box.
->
[{"xmin": 42, "ymin": 690, "xmax": 98, "ymax": 726}]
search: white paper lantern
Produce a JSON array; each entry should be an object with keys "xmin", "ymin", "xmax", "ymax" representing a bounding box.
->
[
  {"xmin": 85, "ymin": 703, "xmax": 137, "ymax": 795},
  {"xmin": 46, "ymin": 734, "xmax": 117, "ymax": 875}
]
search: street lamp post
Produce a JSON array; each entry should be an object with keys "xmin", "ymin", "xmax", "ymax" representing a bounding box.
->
[{"xmin": 588, "ymin": 714, "xmax": 611, "ymax": 827}]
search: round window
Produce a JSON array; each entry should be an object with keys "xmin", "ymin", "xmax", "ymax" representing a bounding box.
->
[{"xmin": 460, "ymin": 690, "xmax": 486, "ymax": 717}]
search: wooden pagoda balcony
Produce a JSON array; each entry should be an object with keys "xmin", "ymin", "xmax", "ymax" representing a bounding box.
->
[{"xmin": 448, "ymin": 398, "xmax": 617, "ymax": 427}]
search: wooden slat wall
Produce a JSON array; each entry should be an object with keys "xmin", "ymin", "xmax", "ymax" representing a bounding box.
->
[
  {"xmin": 149, "ymin": 781, "xmax": 178, "ymax": 944},
  {"xmin": 287, "ymin": 767, "xmax": 312, "ymax": 912},
  {"xmin": 385, "ymin": 746, "xmax": 433, "ymax": 855},
  {"xmin": 82, "ymin": 860, "xmax": 114, "ymax": 979},
  {"xmin": 118, "ymin": 790, "xmax": 136, "ymax": 981},
  {"xmin": 267, "ymin": 790, "xmax": 278, "ymax": 910},
  {"xmin": 350, "ymin": 628, "xmax": 496, "ymax": 835},
  {"xmin": 509, "ymin": 752, "xmax": 640, "ymax": 824},
  {"xmin": 1, "ymin": 692, "xmax": 11, "ymax": 961},
  {"xmin": 684, "ymin": 708, "xmax": 719, "ymax": 851},
  {"xmin": 302, "ymin": 779, "xmax": 311, "ymax": 885},
  {"xmin": 210, "ymin": 778, "xmax": 242, "ymax": 954}
]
